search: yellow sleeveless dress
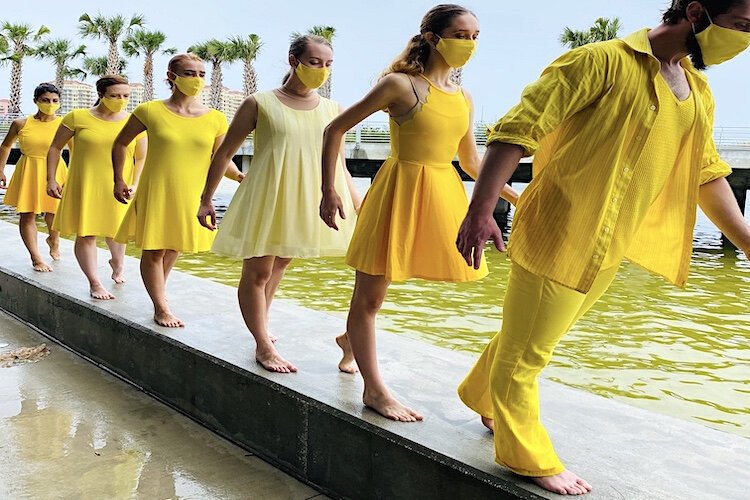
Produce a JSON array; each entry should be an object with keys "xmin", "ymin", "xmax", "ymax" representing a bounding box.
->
[
  {"xmin": 4, "ymin": 116, "xmax": 67, "ymax": 214},
  {"xmin": 116, "ymin": 100, "xmax": 228, "ymax": 252},
  {"xmin": 52, "ymin": 109, "xmax": 141, "ymax": 237},
  {"xmin": 345, "ymin": 76, "xmax": 488, "ymax": 282},
  {"xmin": 212, "ymin": 91, "xmax": 356, "ymax": 258}
]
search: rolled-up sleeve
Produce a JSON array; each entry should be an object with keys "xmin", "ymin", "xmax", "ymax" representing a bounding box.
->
[
  {"xmin": 487, "ymin": 45, "xmax": 609, "ymax": 156},
  {"xmin": 700, "ymin": 90, "xmax": 732, "ymax": 185}
]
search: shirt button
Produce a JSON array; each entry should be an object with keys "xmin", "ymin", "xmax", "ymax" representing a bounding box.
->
[
  {"xmin": 649, "ymin": 104, "xmax": 657, "ymax": 111},
  {"xmin": 603, "ymin": 226, "xmax": 610, "ymax": 233},
  {"xmin": 593, "ymin": 254, "xmax": 601, "ymax": 261},
  {"xmin": 636, "ymin": 135, "xmax": 643, "ymax": 141},
  {"xmin": 612, "ymin": 196, "xmax": 618, "ymax": 203},
  {"xmin": 623, "ymin": 167, "xmax": 630, "ymax": 173}
]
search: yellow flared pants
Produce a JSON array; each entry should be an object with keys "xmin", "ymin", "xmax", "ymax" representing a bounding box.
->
[{"xmin": 458, "ymin": 261, "xmax": 619, "ymax": 476}]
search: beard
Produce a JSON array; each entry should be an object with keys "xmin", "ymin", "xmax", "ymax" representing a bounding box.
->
[{"xmin": 687, "ymin": 31, "xmax": 707, "ymax": 70}]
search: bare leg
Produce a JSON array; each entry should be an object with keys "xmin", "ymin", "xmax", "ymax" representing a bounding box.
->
[
  {"xmin": 43, "ymin": 212, "xmax": 60, "ymax": 261},
  {"xmin": 162, "ymin": 249, "xmax": 180, "ymax": 280},
  {"xmin": 19, "ymin": 213, "xmax": 52, "ymax": 272},
  {"xmin": 74, "ymin": 236, "xmax": 114, "ymax": 299},
  {"xmin": 346, "ymin": 271, "xmax": 422, "ymax": 422},
  {"xmin": 141, "ymin": 249, "xmax": 183, "ymax": 328},
  {"xmin": 263, "ymin": 256, "xmax": 292, "ymax": 342},
  {"xmin": 105, "ymin": 237, "xmax": 126, "ymax": 284},
  {"xmin": 336, "ymin": 332, "xmax": 358, "ymax": 374},
  {"xmin": 238, "ymin": 257, "xmax": 296, "ymax": 373}
]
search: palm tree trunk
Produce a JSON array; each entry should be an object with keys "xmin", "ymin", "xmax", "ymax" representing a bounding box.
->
[
  {"xmin": 55, "ymin": 64, "xmax": 64, "ymax": 102},
  {"xmin": 9, "ymin": 58, "xmax": 23, "ymax": 115},
  {"xmin": 144, "ymin": 54, "xmax": 154, "ymax": 101},
  {"xmin": 318, "ymin": 70, "xmax": 332, "ymax": 99},
  {"xmin": 107, "ymin": 39, "xmax": 119, "ymax": 75},
  {"xmin": 450, "ymin": 68, "xmax": 463, "ymax": 86},
  {"xmin": 243, "ymin": 60, "xmax": 257, "ymax": 97},
  {"xmin": 210, "ymin": 61, "xmax": 222, "ymax": 110}
]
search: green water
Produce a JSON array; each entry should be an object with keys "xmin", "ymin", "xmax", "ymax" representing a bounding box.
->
[{"xmin": 1, "ymin": 170, "xmax": 748, "ymax": 438}]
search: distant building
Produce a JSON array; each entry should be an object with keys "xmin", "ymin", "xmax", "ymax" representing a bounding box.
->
[
  {"xmin": 0, "ymin": 99, "xmax": 10, "ymax": 115},
  {"xmin": 128, "ymin": 83, "xmax": 145, "ymax": 112},
  {"xmin": 59, "ymin": 80, "xmax": 95, "ymax": 113},
  {"xmin": 199, "ymin": 86, "xmax": 245, "ymax": 121}
]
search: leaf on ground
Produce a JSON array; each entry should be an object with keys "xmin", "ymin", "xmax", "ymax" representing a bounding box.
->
[{"xmin": 0, "ymin": 344, "xmax": 50, "ymax": 367}]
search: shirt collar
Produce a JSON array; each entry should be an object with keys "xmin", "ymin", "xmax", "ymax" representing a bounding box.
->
[{"xmin": 621, "ymin": 28, "xmax": 708, "ymax": 90}]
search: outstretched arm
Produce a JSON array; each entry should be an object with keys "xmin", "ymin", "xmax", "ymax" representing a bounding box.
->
[{"xmin": 699, "ymin": 177, "xmax": 750, "ymax": 256}]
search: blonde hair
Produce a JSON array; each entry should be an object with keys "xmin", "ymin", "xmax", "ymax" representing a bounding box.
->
[
  {"xmin": 166, "ymin": 53, "xmax": 204, "ymax": 89},
  {"xmin": 382, "ymin": 4, "xmax": 475, "ymax": 77}
]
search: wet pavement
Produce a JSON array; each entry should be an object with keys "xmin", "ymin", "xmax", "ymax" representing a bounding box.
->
[{"xmin": 0, "ymin": 310, "xmax": 326, "ymax": 500}]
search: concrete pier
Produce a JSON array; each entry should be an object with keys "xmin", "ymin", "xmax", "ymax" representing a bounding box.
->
[{"xmin": 0, "ymin": 220, "xmax": 748, "ymax": 499}]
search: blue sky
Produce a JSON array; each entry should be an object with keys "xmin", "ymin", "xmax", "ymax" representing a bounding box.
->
[{"xmin": 2, "ymin": 0, "xmax": 748, "ymax": 126}]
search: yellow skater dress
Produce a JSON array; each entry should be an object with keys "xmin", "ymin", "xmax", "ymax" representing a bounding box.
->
[
  {"xmin": 345, "ymin": 75, "xmax": 488, "ymax": 282},
  {"xmin": 3, "ymin": 116, "xmax": 67, "ymax": 214},
  {"xmin": 52, "ymin": 109, "xmax": 141, "ymax": 237},
  {"xmin": 212, "ymin": 91, "xmax": 356, "ymax": 259},
  {"xmin": 116, "ymin": 100, "xmax": 228, "ymax": 252}
]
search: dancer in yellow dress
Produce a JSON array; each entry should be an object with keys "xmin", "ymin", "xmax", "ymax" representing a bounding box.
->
[
  {"xmin": 0, "ymin": 84, "xmax": 67, "ymax": 272},
  {"xmin": 198, "ymin": 34, "xmax": 361, "ymax": 373},
  {"xmin": 47, "ymin": 75, "xmax": 146, "ymax": 300},
  {"xmin": 113, "ymin": 54, "xmax": 241, "ymax": 328},
  {"xmin": 320, "ymin": 5, "xmax": 518, "ymax": 420}
]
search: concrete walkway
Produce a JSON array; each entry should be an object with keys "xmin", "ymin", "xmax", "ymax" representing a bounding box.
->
[
  {"xmin": 0, "ymin": 310, "xmax": 325, "ymax": 499},
  {"xmin": 0, "ymin": 220, "xmax": 747, "ymax": 499}
]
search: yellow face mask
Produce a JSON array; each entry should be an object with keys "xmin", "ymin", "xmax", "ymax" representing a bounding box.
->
[
  {"xmin": 172, "ymin": 74, "xmax": 205, "ymax": 96},
  {"xmin": 101, "ymin": 97, "xmax": 129, "ymax": 113},
  {"xmin": 695, "ymin": 13, "xmax": 750, "ymax": 65},
  {"xmin": 295, "ymin": 62, "xmax": 330, "ymax": 89},
  {"xmin": 36, "ymin": 102, "xmax": 60, "ymax": 116},
  {"xmin": 435, "ymin": 37, "xmax": 477, "ymax": 68}
]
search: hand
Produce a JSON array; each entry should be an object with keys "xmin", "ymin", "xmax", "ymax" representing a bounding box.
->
[
  {"xmin": 197, "ymin": 201, "xmax": 217, "ymax": 230},
  {"xmin": 47, "ymin": 180, "xmax": 63, "ymax": 199},
  {"xmin": 235, "ymin": 172, "xmax": 245, "ymax": 183},
  {"xmin": 320, "ymin": 189, "xmax": 346, "ymax": 230},
  {"xmin": 456, "ymin": 210, "xmax": 506, "ymax": 269},
  {"xmin": 113, "ymin": 179, "xmax": 132, "ymax": 204},
  {"xmin": 0, "ymin": 171, "xmax": 6, "ymax": 189}
]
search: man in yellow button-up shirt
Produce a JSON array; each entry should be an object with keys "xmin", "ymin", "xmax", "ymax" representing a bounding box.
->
[{"xmin": 455, "ymin": 0, "xmax": 750, "ymax": 495}]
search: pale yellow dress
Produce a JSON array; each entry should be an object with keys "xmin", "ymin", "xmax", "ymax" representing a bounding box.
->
[
  {"xmin": 52, "ymin": 109, "xmax": 141, "ymax": 237},
  {"xmin": 212, "ymin": 91, "xmax": 356, "ymax": 258},
  {"xmin": 3, "ymin": 116, "xmax": 67, "ymax": 214},
  {"xmin": 116, "ymin": 100, "xmax": 228, "ymax": 251},
  {"xmin": 346, "ymin": 75, "xmax": 488, "ymax": 282}
]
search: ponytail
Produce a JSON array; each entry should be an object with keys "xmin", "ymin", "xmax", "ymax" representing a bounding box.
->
[{"xmin": 381, "ymin": 34, "xmax": 431, "ymax": 78}]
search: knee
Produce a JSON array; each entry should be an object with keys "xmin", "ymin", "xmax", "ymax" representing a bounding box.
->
[
  {"xmin": 351, "ymin": 292, "xmax": 385, "ymax": 316},
  {"xmin": 274, "ymin": 257, "xmax": 292, "ymax": 271},
  {"xmin": 141, "ymin": 250, "xmax": 165, "ymax": 264},
  {"xmin": 241, "ymin": 268, "xmax": 273, "ymax": 288}
]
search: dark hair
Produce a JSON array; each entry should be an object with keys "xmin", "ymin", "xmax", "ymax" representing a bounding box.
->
[
  {"xmin": 34, "ymin": 83, "xmax": 60, "ymax": 101},
  {"xmin": 94, "ymin": 75, "xmax": 129, "ymax": 105},
  {"xmin": 662, "ymin": 0, "xmax": 745, "ymax": 24},
  {"xmin": 383, "ymin": 4, "xmax": 476, "ymax": 76},
  {"xmin": 282, "ymin": 34, "xmax": 332, "ymax": 84}
]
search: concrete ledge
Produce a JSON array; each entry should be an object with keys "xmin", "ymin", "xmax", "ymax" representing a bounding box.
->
[{"xmin": 0, "ymin": 220, "xmax": 747, "ymax": 500}]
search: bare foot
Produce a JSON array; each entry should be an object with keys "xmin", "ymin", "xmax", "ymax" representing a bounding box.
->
[
  {"xmin": 532, "ymin": 470, "xmax": 592, "ymax": 496},
  {"xmin": 46, "ymin": 236, "xmax": 60, "ymax": 261},
  {"xmin": 109, "ymin": 258, "xmax": 125, "ymax": 284},
  {"xmin": 255, "ymin": 345, "xmax": 297, "ymax": 373},
  {"xmin": 363, "ymin": 390, "xmax": 423, "ymax": 422},
  {"xmin": 268, "ymin": 333, "xmax": 277, "ymax": 343},
  {"xmin": 90, "ymin": 284, "xmax": 115, "ymax": 300},
  {"xmin": 481, "ymin": 416, "xmax": 494, "ymax": 433},
  {"xmin": 32, "ymin": 258, "xmax": 53, "ymax": 272},
  {"xmin": 335, "ymin": 333, "xmax": 358, "ymax": 374},
  {"xmin": 154, "ymin": 310, "xmax": 185, "ymax": 328}
]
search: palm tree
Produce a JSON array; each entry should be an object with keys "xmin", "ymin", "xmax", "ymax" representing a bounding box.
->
[
  {"xmin": 78, "ymin": 13, "xmax": 145, "ymax": 75},
  {"xmin": 123, "ymin": 29, "xmax": 176, "ymax": 101},
  {"xmin": 0, "ymin": 22, "xmax": 51, "ymax": 114},
  {"xmin": 560, "ymin": 17, "xmax": 622, "ymax": 49},
  {"xmin": 450, "ymin": 67, "xmax": 463, "ymax": 86},
  {"xmin": 187, "ymin": 39, "xmax": 238, "ymax": 110},
  {"xmin": 292, "ymin": 25, "xmax": 336, "ymax": 98},
  {"xmin": 83, "ymin": 55, "xmax": 128, "ymax": 78},
  {"xmin": 36, "ymin": 38, "xmax": 87, "ymax": 91},
  {"xmin": 230, "ymin": 34, "xmax": 262, "ymax": 97}
]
